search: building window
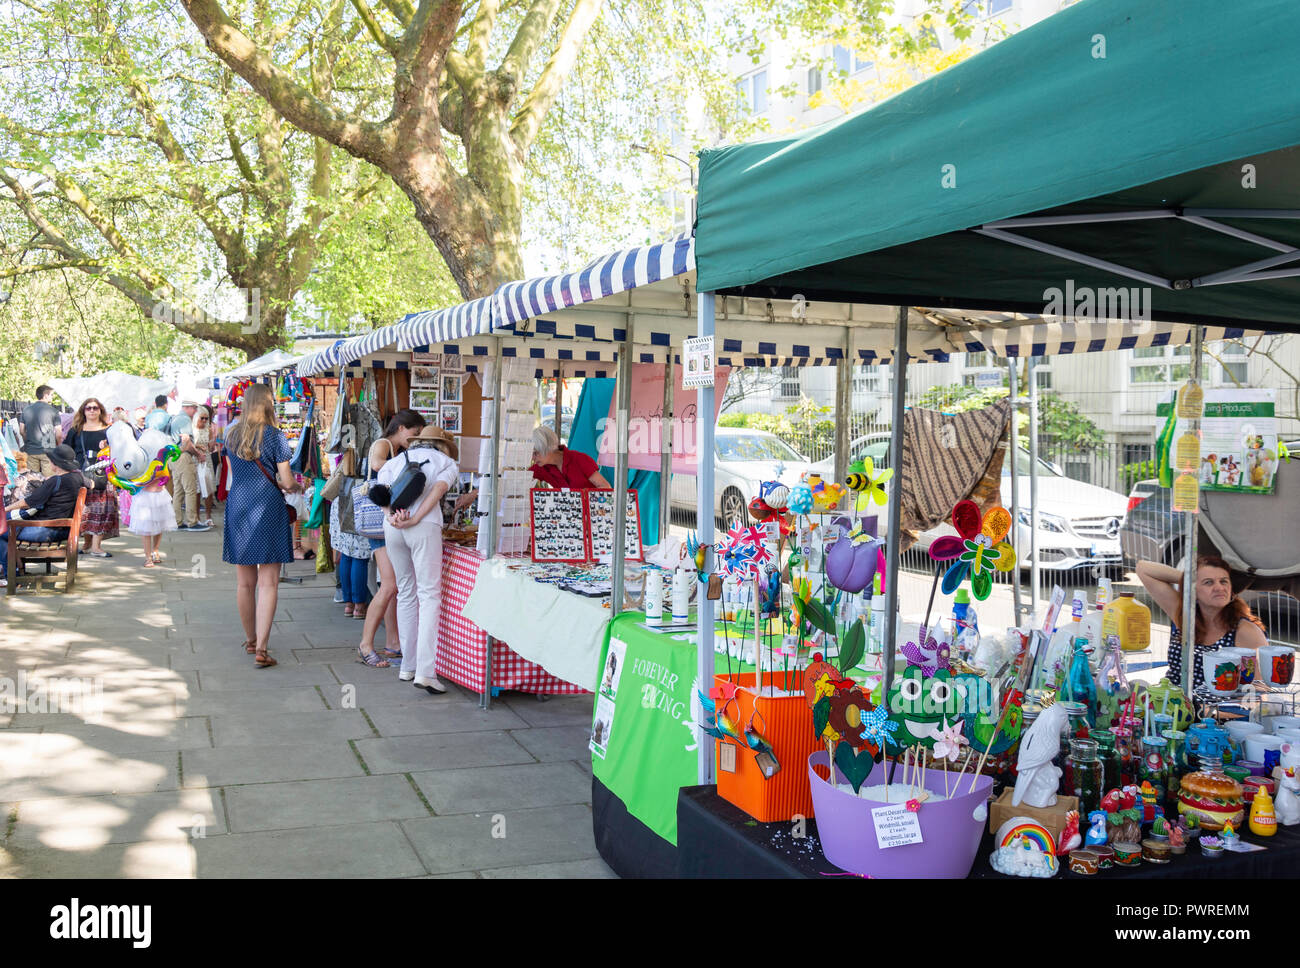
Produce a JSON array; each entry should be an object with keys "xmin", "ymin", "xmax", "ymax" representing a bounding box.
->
[
  {"xmin": 777, "ymin": 366, "xmax": 801, "ymax": 399},
  {"xmin": 853, "ymin": 365, "xmax": 882, "ymax": 395},
  {"xmin": 736, "ymin": 70, "xmax": 768, "ymax": 115},
  {"xmin": 832, "ymin": 45, "xmax": 852, "ymax": 74},
  {"xmin": 1216, "ymin": 340, "xmax": 1249, "ymax": 384},
  {"xmin": 1128, "ymin": 345, "xmax": 1210, "ymax": 384},
  {"xmin": 964, "ymin": 0, "xmax": 1013, "ymax": 14},
  {"xmin": 853, "ymin": 54, "xmax": 873, "ymax": 74},
  {"xmin": 1123, "ymin": 442, "xmax": 1153, "ymax": 466},
  {"xmin": 807, "ymin": 67, "xmax": 822, "ymax": 95}
]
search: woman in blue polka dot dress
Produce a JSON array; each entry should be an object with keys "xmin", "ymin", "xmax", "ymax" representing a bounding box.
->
[{"xmin": 223, "ymin": 383, "xmax": 302, "ymax": 669}]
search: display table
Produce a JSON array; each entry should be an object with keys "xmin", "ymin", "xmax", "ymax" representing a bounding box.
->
[
  {"xmin": 440, "ymin": 545, "xmax": 587, "ymax": 695},
  {"xmin": 676, "ymin": 785, "xmax": 1300, "ymax": 878},
  {"xmin": 460, "ymin": 551, "xmax": 609, "ymax": 692}
]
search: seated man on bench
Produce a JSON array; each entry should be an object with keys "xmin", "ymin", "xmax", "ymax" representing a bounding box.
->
[{"xmin": 2, "ymin": 444, "xmax": 85, "ymax": 581}]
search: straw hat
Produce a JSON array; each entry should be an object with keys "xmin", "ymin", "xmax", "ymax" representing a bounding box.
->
[{"xmin": 412, "ymin": 425, "xmax": 458, "ymax": 461}]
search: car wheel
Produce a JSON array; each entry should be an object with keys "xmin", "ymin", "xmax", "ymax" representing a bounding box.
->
[
  {"xmin": 720, "ymin": 488, "xmax": 746, "ymax": 531},
  {"xmin": 1163, "ymin": 538, "xmax": 1184, "ymax": 569}
]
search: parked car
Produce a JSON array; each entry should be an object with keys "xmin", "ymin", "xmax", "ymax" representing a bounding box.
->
[
  {"xmin": 669, "ymin": 427, "xmax": 820, "ymax": 529},
  {"xmin": 1119, "ymin": 479, "xmax": 1184, "ymax": 570},
  {"xmin": 812, "ymin": 433, "xmax": 1129, "ymax": 577},
  {"xmin": 540, "ymin": 404, "xmax": 574, "ymax": 441}
]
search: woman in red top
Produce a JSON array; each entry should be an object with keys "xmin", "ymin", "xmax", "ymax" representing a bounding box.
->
[{"xmin": 530, "ymin": 425, "xmax": 610, "ymax": 489}]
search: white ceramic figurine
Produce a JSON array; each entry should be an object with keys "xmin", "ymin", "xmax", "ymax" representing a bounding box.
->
[{"xmin": 1011, "ymin": 701, "xmax": 1069, "ymax": 809}]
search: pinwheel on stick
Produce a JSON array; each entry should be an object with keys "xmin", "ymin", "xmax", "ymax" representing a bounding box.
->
[{"xmin": 928, "ymin": 499, "xmax": 1017, "ymax": 601}]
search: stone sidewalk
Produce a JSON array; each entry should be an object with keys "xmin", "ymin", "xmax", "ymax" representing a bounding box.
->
[{"xmin": 0, "ymin": 524, "xmax": 612, "ymax": 878}]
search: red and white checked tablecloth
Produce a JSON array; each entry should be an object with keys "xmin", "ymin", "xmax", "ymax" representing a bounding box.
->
[{"xmin": 438, "ymin": 543, "xmax": 588, "ymax": 695}]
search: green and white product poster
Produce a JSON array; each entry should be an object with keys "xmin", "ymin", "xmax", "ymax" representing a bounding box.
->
[{"xmin": 1162, "ymin": 389, "xmax": 1279, "ymax": 495}]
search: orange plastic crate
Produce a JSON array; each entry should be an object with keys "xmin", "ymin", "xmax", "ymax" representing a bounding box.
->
[{"xmin": 714, "ymin": 671, "xmax": 820, "ymax": 823}]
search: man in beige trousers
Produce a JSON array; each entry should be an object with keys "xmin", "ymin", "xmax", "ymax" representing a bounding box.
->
[{"xmin": 170, "ymin": 400, "xmax": 209, "ymax": 532}]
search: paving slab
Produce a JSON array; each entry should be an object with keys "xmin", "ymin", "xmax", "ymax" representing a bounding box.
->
[
  {"xmin": 410, "ymin": 762, "xmax": 591, "ymax": 815},
  {"xmin": 11, "ymin": 718, "xmax": 212, "ymax": 755},
  {"xmin": 209, "ymin": 709, "xmax": 374, "ymax": 747},
  {"xmin": 479, "ymin": 858, "xmax": 617, "ymax": 879},
  {"xmin": 501, "ymin": 694, "xmax": 596, "ymax": 728},
  {"xmin": 2, "ymin": 788, "xmax": 225, "ymax": 849},
  {"xmin": 188, "ymin": 664, "xmax": 339, "ymax": 692},
  {"xmin": 180, "ymin": 743, "xmax": 365, "ymax": 788},
  {"xmin": 364, "ymin": 701, "xmax": 528, "ymax": 737},
  {"xmin": 400, "ymin": 803, "xmax": 597, "ymax": 874},
  {"xmin": 174, "ymin": 685, "xmax": 329, "ymax": 717},
  {"xmin": 0, "ymin": 749, "xmax": 180, "ymax": 800},
  {"xmin": 290, "ymin": 646, "xmax": 362, "ymax": 665},
  {"xmin": 192, "ymin": 821, "xmax": 425, "ymax": 878},
  {"xmin": 507, "ymin": 725, "xmax": 593, "ymax": 763},
  {"xmin": 223, "ymin": 774, "xmax": 431, "ymax": 832},
  {"xmin": 353, "ymin": 732, "xmax": 535, "ymax": 774},
  {"xmin": 0, "ymin": 838, "xmax": 196, "ymax": 878}
]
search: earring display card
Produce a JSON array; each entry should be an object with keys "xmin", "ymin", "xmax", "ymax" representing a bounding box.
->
[
  {"xmin": 529, "ymin": 489, "xmax": 588, "ymax": 562},
  {"xmin": 586, "ymin": 488, "xmax": 643, "ymax": 563}
]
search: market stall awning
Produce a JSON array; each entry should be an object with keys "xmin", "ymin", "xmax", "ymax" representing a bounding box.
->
[
  {"xmin": 296, "ymin": 339, "xmax": 346, "ymax": 377},
  {"xmin": 694, "ymin": 0, "xmax": 1300, "ymax": 334},
  {"xmin": 48, "ymin": 371, "xmax": 171, "ymax": 411}
]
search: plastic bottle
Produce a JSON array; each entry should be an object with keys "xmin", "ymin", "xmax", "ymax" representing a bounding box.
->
[
  {"xmin": 645, "ymin": 569, "xmax": 663, "ymax": 626},
  {"xmin": 952, "ymin": 588, "xmax": 980, "ymax": 661},
  {"xmin": 1037, "ymin": 591, "xmax": 1087, "ymax": 692},
  {"xmin": 1101, "ymin": 591, "xmax": 1152, "ymax": 653},
  {"xmin": 1081, "ymin": 579, "xmax": 1106, "ymax": 669},
  {"xmin": 867, "ymin": 573, "xmax": 886, "ymax": 657},
  {"xmin": 671, "ymin": 568, "xmax": 691, "ymax": 623}
]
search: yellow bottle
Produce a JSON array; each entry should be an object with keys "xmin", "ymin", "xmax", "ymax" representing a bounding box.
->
[
  {"xmin": 1101, "ymin": 592, "xmax": 1151, "ymax": 653},
  {"xmin": 1250, "ymin": 786, "xmax": 1278, "ymax": 837}
]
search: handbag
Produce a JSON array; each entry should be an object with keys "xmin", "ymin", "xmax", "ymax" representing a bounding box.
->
[
  {"xmin": 304, "ymin": 478, "xmax": 328, "ymax": 530},
  {"xmin": 321, "ymin": 457, "xmax": 349, "ymax": 502},
  {"xmin": 289, "ymin": 405, "xmax": 314, "ymax": 474},
  {"xmin": 351, "ymin": 480, "xmax": 386, "ymax": 538},
  {"xmin": 337, "ymin": 476, "xmax": 359, "ymax": 533},
  {"xmin": 387, "ymin": 451, "xmax": 430, "ymax": 512},
  {"xmin": 255, "ymin": 458, "xmax": 297, "ymax": 524}
]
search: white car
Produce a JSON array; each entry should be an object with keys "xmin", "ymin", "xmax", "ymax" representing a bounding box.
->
[
  {"xmin": 813, "ymin": 433, "xmax": 1129, "ymax": 576},
  {"xmin": 670, "ymin": 427, "xmax": 821, "ymax": 529}
]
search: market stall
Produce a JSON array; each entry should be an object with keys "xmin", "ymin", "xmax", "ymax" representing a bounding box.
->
[{"xmin": 654, "ymin": 0, "xmax": 1300, "ymax": 880}]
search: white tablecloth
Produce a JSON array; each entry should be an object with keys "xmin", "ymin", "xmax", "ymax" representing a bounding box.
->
[{"xmin": 461, "ymin": 559, "xmax": 609, "ymax": 692}]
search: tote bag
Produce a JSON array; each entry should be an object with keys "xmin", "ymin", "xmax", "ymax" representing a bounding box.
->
[{"xmin": 350, "ymin": 480, "xmax": 387, "ymax": 538}]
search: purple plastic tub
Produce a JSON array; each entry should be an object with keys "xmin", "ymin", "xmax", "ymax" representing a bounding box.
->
[{"xmin": 808, "ymin": 750, "xmax": 994, "ymax": 878}]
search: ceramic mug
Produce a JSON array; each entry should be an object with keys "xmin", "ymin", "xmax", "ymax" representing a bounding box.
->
[
  {"xmin": 1224, "ymin": 720, "xmax": 1265, "ymax": 747},
  {"xmin": 1246, "ymin": 733, "xmax": 1284, "ymax": 771},
  {"xmin": 1275, "ymin": 726, "xmax": 1300, "ymax": 747},
  {"xmin": 1258, "ymin": 646, "xmax": 1296, "ymax": 686},
  {"xmin": 1269, "ymin": 716, "xmax": 1300, "ymax": 735},
  {"xmin": 1202, "ymin": 650, "xmax": 1240, "ymax": 696},
  {"xmin": 1222, "ymin": 647, "xmax": 1256, "ymax": 684}
]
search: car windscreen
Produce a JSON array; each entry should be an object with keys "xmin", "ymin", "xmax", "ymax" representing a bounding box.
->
[
  {"xmin": 716, "ymin": 434, "xmax": 803, "ymax": 462},
  {"xmin": 1004, "ymin": 449, "xmax": 1065, "ymax": 477}
]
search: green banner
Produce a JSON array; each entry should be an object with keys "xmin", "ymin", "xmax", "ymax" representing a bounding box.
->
[{"xmin": 590, "ymin": 613, "xmax": 775, "ymax": 846}]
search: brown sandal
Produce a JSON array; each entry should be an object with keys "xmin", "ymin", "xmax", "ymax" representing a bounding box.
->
[
  {"xmin": 242, "ymin": 639, "xmax": 257, "ymax": 654},
  {"xmin": 254, "ymin": 648, "xmax": 277, "ymax": 669}
]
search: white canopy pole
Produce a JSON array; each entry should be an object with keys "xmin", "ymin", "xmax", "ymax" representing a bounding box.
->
[
  {"xmin": 481, "ymin": 337, "xmax": 503, "ymax": 712},
  {"xmin": 883, "ymin": 306, "xmax": 908, "ymax": 696},
  {"xmin": 611, "ymin": 317, "xmax": 633, "ymax": 610},
  {"xmin": 696, "ymin": 291, "xmax": 717, "ymax": 786},
  {"xmin": 660, "ymin": 352, "xmax": 675, "ymax": 544},
  {"xmin": 1028, "ymin": 357, "xmax": 1041, "ymax": 612},
  {"xmin": 833, "ymin": 328, "xmax": 851, "ymax": 502}
]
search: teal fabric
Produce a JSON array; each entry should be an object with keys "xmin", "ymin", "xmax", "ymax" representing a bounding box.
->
[
  {"xmin": 695, "ymin": 0, "xmax": 1300, "ymax": 333},
  {"xmin": 570, "ymin": 378, "xmax": 661, "ymax": 547}
]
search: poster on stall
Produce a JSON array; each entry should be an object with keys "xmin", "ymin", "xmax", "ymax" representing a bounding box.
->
[
  {"xmin": 682, "ymin": 336, "xmax": 715, "ymax": 389},
  {"xmin": 1163, "ymin": 388, "xmax": 1279, "ymax": 494},
  {"xmin": 596, "ymin": 363, "xmax": 729, "ymax": 474}
]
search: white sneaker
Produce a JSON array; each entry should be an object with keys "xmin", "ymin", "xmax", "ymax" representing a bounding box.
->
[
  {"xmin": 397, "ymin": 670, "xmax": 415, "ymax": 681},
  {"xmin": 414, "ymin": 676, "xmax": 447, "ymax": 695},
  {"xmin": 333, "ymin": 588, "xmax": 345, "ymax": 603}
]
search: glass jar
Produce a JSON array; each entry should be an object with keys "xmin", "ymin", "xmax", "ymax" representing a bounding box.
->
[
  {"xmin": 1162, "ymin": 729, "xmax": 1189, "ymax": 816},
  {"xmin": 1110, "ymin": 725, "xmax": 1135, "ymax": 788},
  {"xmin": 1091, "ymin": 728, "xmax": 1121, "ymax": 792},
  {"xmin": 1138, "ymin": 736, "xmax": 1170, "ymax": 821},
  {"xmin": 1065, "ymin": 737, "xmax": 1103, "ymax": 815}
]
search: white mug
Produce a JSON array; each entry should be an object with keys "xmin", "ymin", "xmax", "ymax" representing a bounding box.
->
[
  {"xmin": 1275, "ymin": 727, "xmax": 1300, "ymax": 747},
  {"xmin": 1201, "ymin": 650, "xmax": 1240, "ymax": 696},
  {"xmin": 1245, "ymin": 733, "xmax": 1284, "ymax": 766},
  {"xmin": 1221, "ymin": 647, "xmax": 1257, "ymax": 684},
  {"xmin": 1270, "ymin": 716, "xmax": 1300, "ymax": 735},
  {"xmin": 1258, "ymin": 646, "xmax": 1296, "ymax": 685}
]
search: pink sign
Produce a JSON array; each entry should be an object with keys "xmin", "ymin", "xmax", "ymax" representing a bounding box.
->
[{"xmin": 597, "ymin": 364, "xmax": 729, "ymax": 475}]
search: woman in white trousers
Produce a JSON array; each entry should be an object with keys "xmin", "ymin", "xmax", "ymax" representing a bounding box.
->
[{"xmin": 377, "ymin": 427, "xmax": 460, "ymax": 694}]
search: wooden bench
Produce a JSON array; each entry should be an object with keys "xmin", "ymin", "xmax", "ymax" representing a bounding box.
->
[{"xmin": 6, "ymin": 486, "xmax": 87, "ymax": 594}]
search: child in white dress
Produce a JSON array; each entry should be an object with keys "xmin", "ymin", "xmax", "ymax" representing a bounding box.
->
[{"xmin": 128, "ymin": 479, "xmax": 177, "ymax": 566}]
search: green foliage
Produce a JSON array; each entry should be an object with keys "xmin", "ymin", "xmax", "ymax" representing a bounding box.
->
[
  {"xmin": 717, "ymin": 397, "xmax": 835, "ymax": 458},
  {"xmin": 915, "ymin": 383, "xmax": 1105, "ymax": 452},
  {"xmin": 1121, "ymin": 459, "xmax": 1156, "ymax": 492}
]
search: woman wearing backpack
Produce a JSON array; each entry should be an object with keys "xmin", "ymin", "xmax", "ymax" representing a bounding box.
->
[{"xmin": 373, "ymin": 424, "xmax": 459, "ymax": 693}]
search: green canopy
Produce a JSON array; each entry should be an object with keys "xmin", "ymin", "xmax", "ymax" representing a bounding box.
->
[{"xmin": 695, "ymin": 0, "xmax": 1300, "ymax": 333}]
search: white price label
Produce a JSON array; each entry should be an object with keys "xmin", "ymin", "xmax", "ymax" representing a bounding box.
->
[{"xmin": 871, "ymin": 803, "xmax": 924, "ymax": 849}]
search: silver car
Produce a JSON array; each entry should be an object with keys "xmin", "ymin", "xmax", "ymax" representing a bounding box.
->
[{"xmin": 670, "ymin": 427, "xmax": 820, "ymax": 529}]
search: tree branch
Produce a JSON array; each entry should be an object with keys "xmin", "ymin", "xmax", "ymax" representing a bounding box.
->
[
  {"xmin": 350, "ymin": 0, "xmax": 400, "ymax": 55},
  {"xmin": 178, "ymin": 0, "xmax": 393, "ymax": 166},
  {"xmin": 467, "ymin": 0, "xmax": 499, "ymax": 71},
  {"xmin": 511, "ymin": 0, "xmax": 603, "ymax": 153},
  {"xmin": 499, "ymin": 0, "xmax": 563, "ymax": 91},
  {"xmin": 0, "ymin": 259, "xmax": 106, "ymax": 279}
]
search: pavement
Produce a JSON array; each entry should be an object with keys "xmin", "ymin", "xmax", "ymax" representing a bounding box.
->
[{"xmin": 0, "ymin": 523, "xmax": 613, "ymax": 878}]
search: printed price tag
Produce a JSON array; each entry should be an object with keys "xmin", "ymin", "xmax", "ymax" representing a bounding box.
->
[
  {"xmin": 1176, "ymin": 381, "xmax": 1204, "ymax": 419},
  {"xmin": 719, "ymin": 743, "xmax": 737, "ymax": 773},
  {"xmin": 1172, "ymin": 473, "xmax": 1200, "ymax": 513},
  {"xmin": 871, "ymin": 803, "xmax": 924, "ymax": 849},
  {"xmin": 1175, "ymin": 432, "xmax": 1201, "ymax": 472}
]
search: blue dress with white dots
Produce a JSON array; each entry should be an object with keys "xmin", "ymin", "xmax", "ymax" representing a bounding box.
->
[{"xmin": 222, "ymin": 424, "xmax": 294, "ymax": 566}]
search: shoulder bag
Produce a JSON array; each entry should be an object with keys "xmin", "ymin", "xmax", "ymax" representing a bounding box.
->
[
  {"xmin": 255, "ymin": 458, "xmax": 297, "ymax": 524},
  {"xmin": 350, "ymin": 480, "xmax": 386, "ymax": 538}
]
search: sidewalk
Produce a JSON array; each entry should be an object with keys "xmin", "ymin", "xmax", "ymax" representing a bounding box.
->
[{"xmin": 0, "ymin": 524, "xmax": 612, "ymax": 878}]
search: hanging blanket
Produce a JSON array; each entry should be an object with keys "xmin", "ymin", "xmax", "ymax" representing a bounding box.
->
[{"xmin": 897, "ymin": 399, "xmax": 1012, "ymax": 552}]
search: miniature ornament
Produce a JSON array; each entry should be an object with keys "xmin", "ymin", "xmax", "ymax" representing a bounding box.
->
[
  {"xmin": 803, "ymin": 473, "xmax": 846, "ymax": 512},
  {"xmin": 1249, "ymin": 785, "xmax": 1278, "ymax": 837},
  {"xmin": 1085, "ymin": 810, "xmax": 1109, "ymax": 846},
  {"xmin": 1011, "ymin": 699, "xmax": 1068, "ymax": 808},
  {"xmin": 788, "ymin": 480, "xmax": 813, "ymax": 515},
  {"xmin": 990, "ymin": 835, "xmax": 1059, "ymax": 878},
  {"xmin": 845, "ymin": 457, "xmax": 892, "ymax": 507},
  {"xmin": 758, "ymin": 480, "xmax": 790, "ymax": 511},
  {"xmin": 1058, "ymin": 810, "xmax": 1082, "ymax": 854},
  {"xmin": 1274, "ymin": 767, "xmax": 1300, "ymax": 825},
  {"xmin": 824, "ymin": 518, "xmax": 880, "ymax": 593}
]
